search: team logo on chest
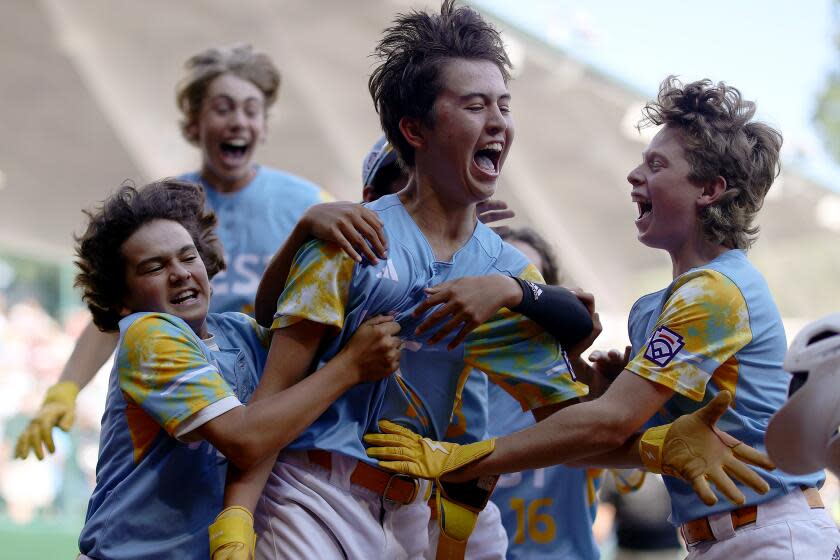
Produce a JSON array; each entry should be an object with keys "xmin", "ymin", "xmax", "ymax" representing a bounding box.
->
[
  {"xmin": 644, "ymin": 325, "xmax": 684, "ymax": 367},
  {"xmin": 375, "ymin": 258, "xmax": 399, "ymax": 282}
]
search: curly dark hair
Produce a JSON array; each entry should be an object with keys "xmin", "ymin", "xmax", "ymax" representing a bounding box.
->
[
  {"xmin": 176, "ymin": 44, "xmax": 281, "ymax": 145},
  {"xmin": 368, "ymin": 0, "xmax": 511, "ymax": 167},
  {"xmin": 501, "ymin": 227, "xmax": 561, "ymax": 286},
  {"xmin": 639, "ymin": 76, "xmax": 782, "ymax": 250},
  {"xmin": 75, "ymin": 179, "xmax": 225, "ymax": 332}
]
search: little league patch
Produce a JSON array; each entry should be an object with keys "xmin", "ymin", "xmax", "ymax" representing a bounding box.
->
[{"xmin": 644, "ymin": 326, "xmax": 685, "ymax": 367}]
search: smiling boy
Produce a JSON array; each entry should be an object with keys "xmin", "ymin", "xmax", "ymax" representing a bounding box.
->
[
  {"xmin": 219, "ymin": 3, "xmax": 592, "ymax": 558},
  {"xmin": 73, "ymin": 180, "xmax": 401, "ymax": 560},
  {"xmin": 365, "ymin": 77, "xmax": 840, "ymax": 559}
]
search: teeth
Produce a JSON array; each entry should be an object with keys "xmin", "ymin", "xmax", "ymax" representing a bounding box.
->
[
  {"xmin": 225, "ymin": 139, "xmax": 248, "ymax": 147},
  {"xmin": 481, "ymin": 142, "xmax": 503, "ymax": 153},
  {"xmin": 173, "ymin": 289, "xmax": 197, "ymax": 303}
]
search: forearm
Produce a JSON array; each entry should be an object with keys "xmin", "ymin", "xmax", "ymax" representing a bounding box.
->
[
  {"xmin": 565, "ymin": 434, "xmax": 643, "ymax": 469},
  {"xmin": 255, "ymin": 222, "xmax": 310, "ymax": 327},
  {"xmin": 214, "ymin": 354, "xmax": 357, "ymax": 470},
  {"xmin": 224, "ymin": 455, "xmax": 277, "ymax": 512},
  {"xmin": 510, "ymin": 280, "xmax": 593, "ymax": 348},
  {"xmin": 58, "ymin": 320, "xmax": 118, "ymax": 387},
  {"xmin": 457, "ymin": 398, "xmax": 631, "ymax": 480},
  {"xmin": 450, "ymin": 373, "xmax": 672, "ymax": 480}
]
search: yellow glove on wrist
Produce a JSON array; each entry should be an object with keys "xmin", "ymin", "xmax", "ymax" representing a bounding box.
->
[
  {"xmin": 14, "ymin": 381, "xmax": 80, "ymax": 460},
  {"xmin": 209, "ymin": 506, "xmax": 256, "ymax": 560},
  {"xmin": 364, "ymin": 420, "xmax": 495, "ymax": 480},
  {"xmin": 434, "ymin": 476, "xmax": 499, "ymax": 560},
  {"xmin": 639, "ymin": 390, "xmax": 775, "ymax": 506}
]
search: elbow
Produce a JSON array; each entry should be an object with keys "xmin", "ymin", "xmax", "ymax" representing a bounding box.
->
[
  {"xmin": 253, "ymin": 293, "xmax": 272, "ymax": 328},
  {"xmin": 222, "ymin": 434, "xmax": 269, "ymax": 472},
  {"xmin": 592, "ymin": 414, "xmax": 637, "ymax": 452}
]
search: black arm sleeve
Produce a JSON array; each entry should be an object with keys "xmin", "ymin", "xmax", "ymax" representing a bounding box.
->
[{"xmin": 510, "ymin": 278, "xmax": 593, "ymax": 348}]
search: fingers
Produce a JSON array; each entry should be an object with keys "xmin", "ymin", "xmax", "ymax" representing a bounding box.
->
[
  {"xmin": 731, "ymin": 441, "xmax": 776, "ymax": 470},
  {"xmin": 365, "ymin": 444, "xmax": 415, "ymax": 461},
  {"xmin": 427, "ymin": 315, "xmax": 467, "ymax": 346},
  {"xmin": 476, "ymin": 199, "xmax": 509, "ymax": 213},
  {"xmin": 695, "ymin": 391, "xmax": 732, "ymax": 426},
  {"xmin": 412, "ymin": 283, "xmax": 452, "ymax": 318},
  {"xmin": 690, "ymin": 474, "xmax": 718, "ymax": 506},
  {"xmin": 447, "ymin": 322, "xmax": 477, "ymax": 350},
  {"xmin": 14, "ymin": 431, "xmax": 31, "ymax": 460},
  {"xmin": 477, "ymin": 209, "xmax": 515, "ymax": 225},
  {"xmin": 623, "ymin": 345, "xmax": 632, "ymax": 364},
  {"xmin": 40, "ymin": 421, "xmax": 56, "ymax": 456},
  {"xmin": 333, "ymin": 228, "xmax": 362, "ymax": 263},
  {"xmin": 723, "ymin": 457, "xmax": 770, "ymax": 495},
  {"xmin": 708, "ymin": 465, "xmax": 746, "ymax": 505},
  {"xmin": 360, "ymin": 209, "xmax": 388, "ymax": 258},
  {"xmin": 377, "ymin": 420, "xmax": 418, "ymax": 438},
  {"xmin": 58, "ymin": 410, "xmax": 75, "ymax": 432},
  {"xmin": 337, "ymin": 221, "xmax": 377, "ymax": 264},
  {"xmin": 376, "ymin": 460, "xmax": 424, "ymax": 479},
  {"xmin": 365, "ymin": 314, "xmax": 395, "ymax": 326},
  {"xmin": 414, "ymin": 301, "xmax": 453, "ymax": 336},
  {"xmin": 570, "ymin": 288, "xmax": 595, "ymax": 315}
]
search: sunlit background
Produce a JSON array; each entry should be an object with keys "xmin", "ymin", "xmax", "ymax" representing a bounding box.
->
[{"xmin": 1, "ymin": 0, "xmax": 839, "ymax": 557}]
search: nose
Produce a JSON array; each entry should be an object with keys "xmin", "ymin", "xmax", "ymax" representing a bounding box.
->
[
  {"xmin": 229, "ymin": 106, "xmax": 247, "ymax": 129},
  {"xmin": 486, "ymin": 104, "xmax": 507, "ymax": 136},
  {"xmin": 169, "ymin": 262, "xmax": 192, "ymax": 283},
  {"xmin": 627, "ymin": 164, "xmax": 644, "ymax": 187}
]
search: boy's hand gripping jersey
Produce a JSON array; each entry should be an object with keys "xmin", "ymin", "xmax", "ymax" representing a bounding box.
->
[{"xmin": 272, "ymin": 194, "xmax": 586, "ymax": 463}]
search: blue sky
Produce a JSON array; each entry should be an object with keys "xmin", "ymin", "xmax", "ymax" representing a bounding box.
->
[{"xmin": 476, "ymin": 0, "xmax": 840, "ymax": 191}]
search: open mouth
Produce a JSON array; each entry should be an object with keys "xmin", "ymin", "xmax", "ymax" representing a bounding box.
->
[
  {"xmin": 473, "ymin": 142, "xmax": 503, "ymax": 175},
  {"xmin": 636, "ymin": 201, "xmax": 652, "ymax": 220},
  {"xmin": 219, "ymin": 138, "xmax": 250, "ymax": 161},
  {"xmin": 170, "ymin": 289, "xmax": 199, "ymax": 305}
]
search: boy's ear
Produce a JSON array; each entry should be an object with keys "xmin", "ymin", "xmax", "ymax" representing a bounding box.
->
[
  {"xmin": 398, "ymin": 116, "xmax": 424, "ymax": 150},
  {"xmin": 697, "ymin": 176, "xmax": 727, "ymax": 208},
  {"xmin": 185, "ymin": 119, "xmax": 199, "ymax": 144},
  {"xmin": 362, "ymin": 185, "xmax": 376, "ymax": 203}
]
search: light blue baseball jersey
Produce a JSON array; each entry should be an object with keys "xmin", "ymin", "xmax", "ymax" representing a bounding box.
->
[
  {"xmin": 624, "ymin": 249, "xmax": 823, "ymax": 524},
  {"xmin": 181, "ymin": 166, "xmax": 333, "ymax": 316},
  {"xmin": 78, "ymin": 312, "xmax": 268, "ymax": 560},
  {"xmin": 487, "ymin": 382, "xmax": 601, "ymax": 560},
  {"xmin": 271, "ymin": 193, "xmax": 587, "ymax": 464}
]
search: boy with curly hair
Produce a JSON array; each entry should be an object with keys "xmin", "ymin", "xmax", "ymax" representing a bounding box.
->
[
  {"xmin": 365, "ymin": 76, "xmax": 836, "ymax": 559},
  {"xmin": 73, "ymin": 179, "xmax": 401, "ymax": 560}
]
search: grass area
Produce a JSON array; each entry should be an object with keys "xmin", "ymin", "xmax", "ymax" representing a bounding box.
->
[{"xmin": 0, "ymin": 516, "xmax": 81, "ymax": 559}]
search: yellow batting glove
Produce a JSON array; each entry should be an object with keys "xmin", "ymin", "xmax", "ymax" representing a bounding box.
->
[
  {"xmin": 14, "ymin": 381, "xmax": 80, "ymax": 460},
  {"xmin": 639, "ymin": 390, "xmax": 775, "ymax": 507},
  {"xmin": 209, "ymin": 506, "xmax": 256, "ymax": 560},
  {"xmin": 364, "ymin": 420, "xmax": 495, "ymax": 480}
]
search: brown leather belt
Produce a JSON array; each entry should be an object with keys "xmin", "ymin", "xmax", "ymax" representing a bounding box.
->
[
  {"xmin": 307, "ymin": 450, "xmax": 420, "ymax": 505},
  {"xmin": 680, "ymin": 487, "xmax": 824, "ymax": 545}
]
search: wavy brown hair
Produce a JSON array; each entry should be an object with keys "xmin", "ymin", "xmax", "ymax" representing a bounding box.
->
[
  {"xmin": 368, "ymin": 0, "xmax": 511, "ymax": 167},
  {"xmin": 176, "ymin": 44, "xmax": 281, "ymax": 145},
  {"xmin": 639, "ymin": 76, "xmax": 782, "ymax": 249},
  {"xmin": 75, "ymin": 179, "xmax": 225, "ymax": 332}
]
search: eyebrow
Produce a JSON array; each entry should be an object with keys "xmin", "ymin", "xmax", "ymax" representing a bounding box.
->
[
  {"xmin": 459, "ymin": 92, "xmax": 512, "ymax": 102},
  {"xmin": 209, "ymin": 94, "xmax": 263, "ymax": 104}
]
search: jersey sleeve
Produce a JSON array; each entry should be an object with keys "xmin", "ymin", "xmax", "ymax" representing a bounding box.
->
[
  {"xmin": 118, "ymin": 314, "xmax": 237, "ymax": 437},
  {"xmin": 624, "ymin": 269, "xmax": 752, "ymax": 401},
  {"xmin": 463, "ymin": 264, "xmax": 588, "ymax": 412},
  {"xmin": 271, "ymin": 239, "xmax": 355, "ymax": 330}
]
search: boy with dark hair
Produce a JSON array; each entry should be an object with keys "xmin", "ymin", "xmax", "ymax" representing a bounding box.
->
[
  {"xmin": 224, "ymin": 2, "xmax": 594, "ymax": 558},
  {"xmin": 15, "ymin": 44, "xmax": 344, "ymax": 462},
  {"xmin": 366, "ymin": 77, "xmax": 840, "ymax": 559},
  {"xmin": 73, "ymin": 179, "xmax": 401, "ymax": 560}
]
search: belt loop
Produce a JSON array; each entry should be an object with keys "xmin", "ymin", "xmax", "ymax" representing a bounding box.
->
[
  {"xmin": 381, "ymin": 472, "xmax": 419, "ymax": 509},
  {"xmin": 708, "ymin": 510, "xmax": 736, "ymax": 541}
]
